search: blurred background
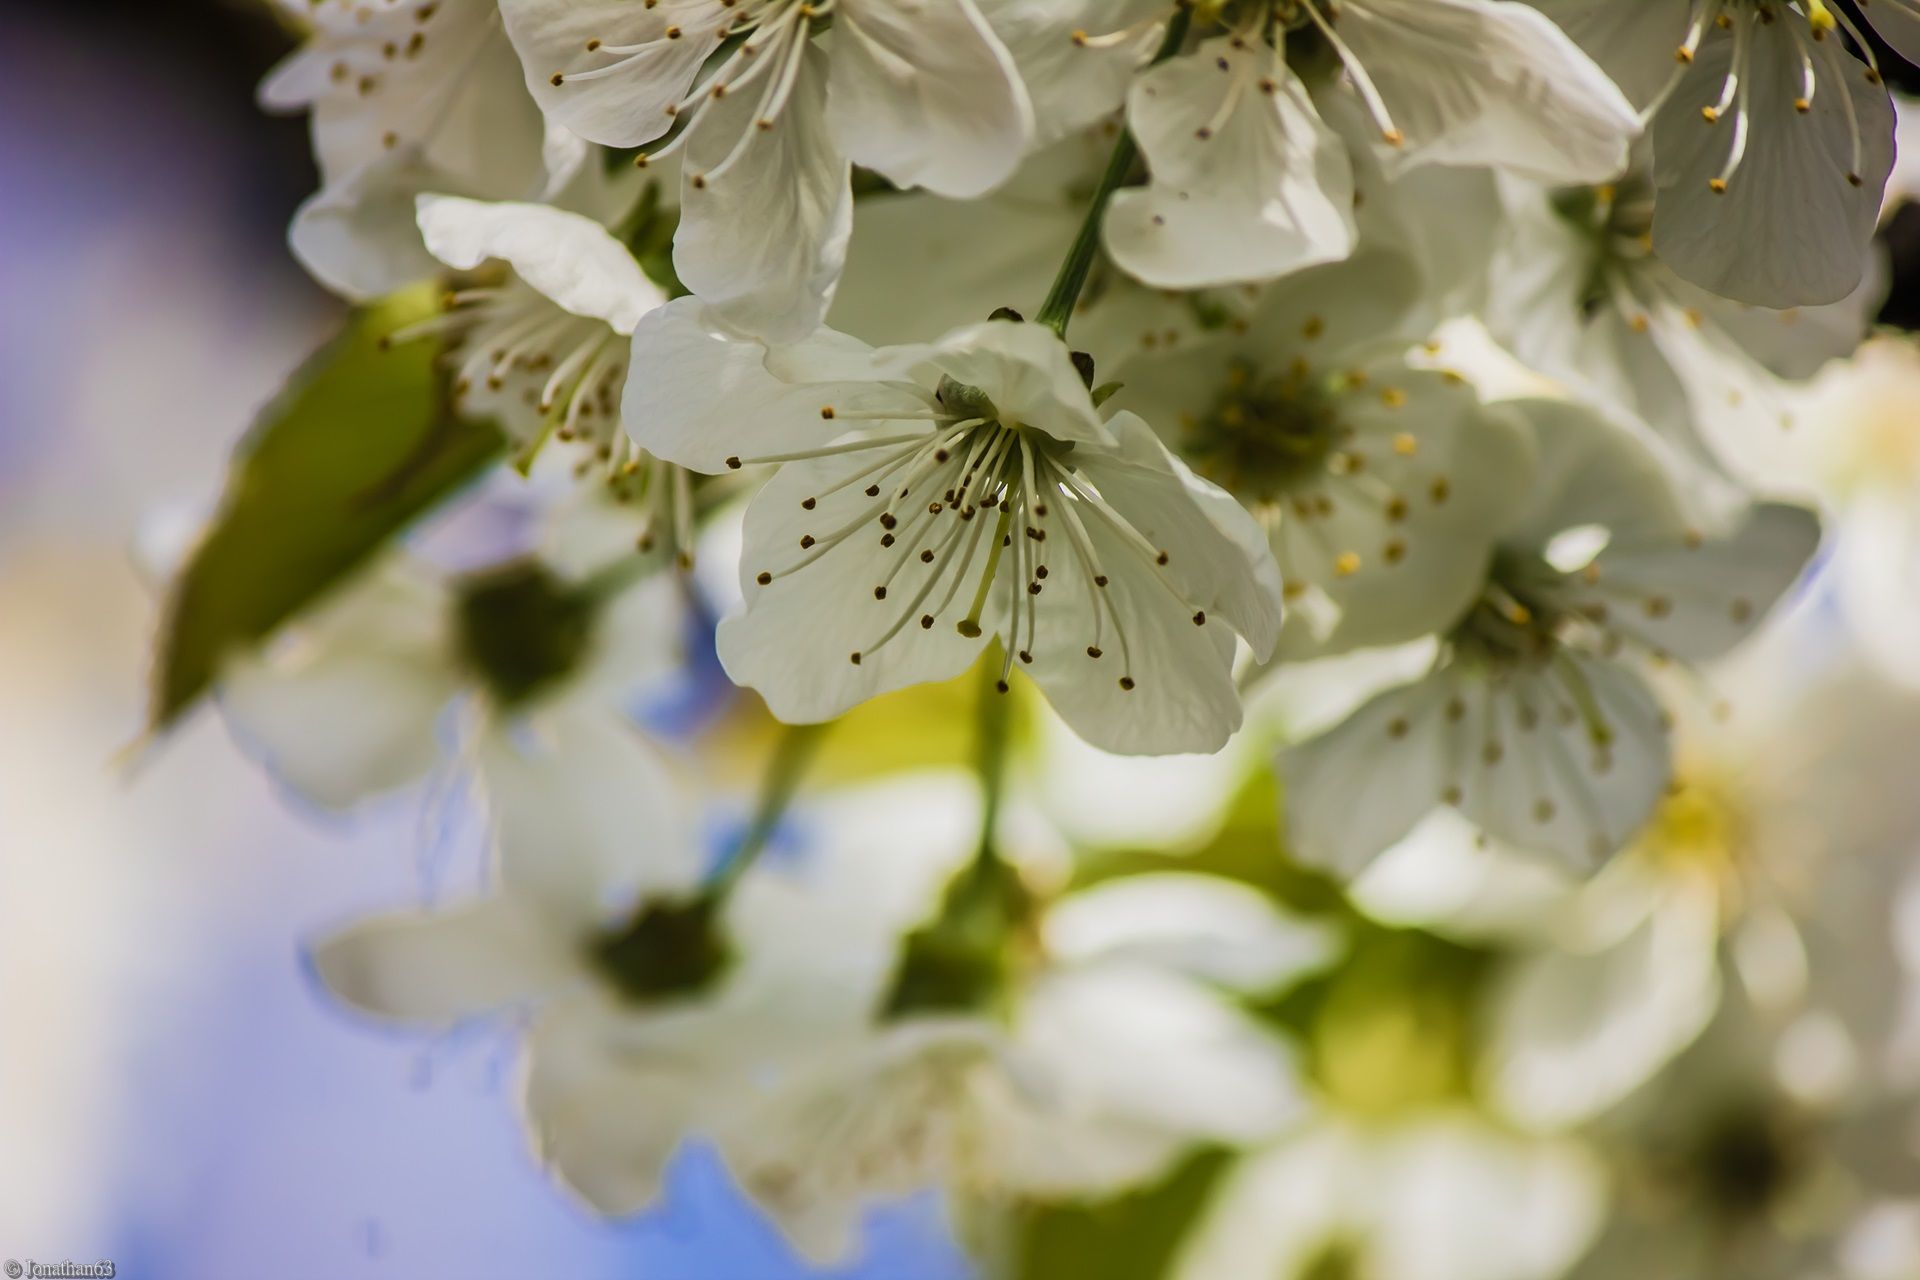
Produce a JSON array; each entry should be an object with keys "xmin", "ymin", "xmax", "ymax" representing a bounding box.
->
[{"xmin": 6, "ymin": 2, "xmax": 1920, "ymax": 1278}]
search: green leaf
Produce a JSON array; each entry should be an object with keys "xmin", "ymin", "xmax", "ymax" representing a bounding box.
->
[
  {"xmin": 149, "ymin": 286, "xmax": 503, "ymax": 731},
  {"xmin": 1002, "ymin": 1149, "xmax": 1232, "ymax": 1280}
]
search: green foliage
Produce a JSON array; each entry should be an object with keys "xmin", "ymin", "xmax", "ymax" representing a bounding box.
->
[
  {"xmin": 1003, "ymin": 1150, "xmax": 1233, "ymax": 1280},
  {"xmin": 149, "ymin": 287, "xmax": 502, "ymax": 730}
]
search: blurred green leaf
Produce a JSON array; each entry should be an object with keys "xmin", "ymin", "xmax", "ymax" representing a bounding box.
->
[
  {"xmin": 1003, "ymin": 1149, "xmax": 1232, "ymax": 1280},
  {"xmin": 149, "ymin": 286, "xmax": 503, "ymax": 730}
]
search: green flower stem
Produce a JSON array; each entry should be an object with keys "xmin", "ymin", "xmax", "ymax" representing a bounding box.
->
[
  {"xmin": 973, "ymin": 649, "xmax": 1014, "ymax": 868},
  {"xmin": 706, "ymin": 722, "xmax": 827, "ymax": 898},
  {"xmin": 1032, "ymin": 4, "xmax": 1195, "ymax": 337}
]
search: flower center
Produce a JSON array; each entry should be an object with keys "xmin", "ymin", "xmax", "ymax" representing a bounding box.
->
[
  {"xmin": 1186, "ymin": 358, "xmax": 1344, "ymax": 502},
  {"xmin": 734, "ymin": 367, "xmax": 1213, "ymax": 697},
  {"xmin": 1685, "ymin": 1104, "xmax": 1809, "ymax": 1223},
  {"xmin": 588, "ymin": 895, "xmax": 734, "ymax": 1006},
  {"xmin": 454, "ymin": 561, "xmax": 597, "ymax": 708}
]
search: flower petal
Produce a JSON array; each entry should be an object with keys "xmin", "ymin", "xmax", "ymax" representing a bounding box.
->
[
  {"xmin": 828, "ymin": 0, "xmax": 1034, "ymax": 197},
  {"xmin": 311, "ymin": 898, "xmax": 577, "ymax": 1025},
  {"xmin": 417, "ymin": 195, "xmax": 665, "ymax": 334},
  {"xmin": 498, "ymin": 0, "xmax": 719, "ymax": 149},
  {"xmin": 477, "ymin": 707, "xmax": 701, "ymax": 924},
  {"xmin": 1105, "ymin": 39, "xmax": 1356, "ymax": 288},
  {"xmin": 716, "ymin": 440, "xmax": 994, "ymax": 723},
  {"xmin": 623, "ymin": 299, "xmax": 929, "ymax": 474},
  {"xmin": 218, "ymin": 563, "xmax": 461, "ymax": 809},
  {"xmin": 673, "ymin": 41, "xmax": 854, "ymax": 344},
  {"xmin": 1339, "ymin": 0, "xmax": 1639, "ymax": 184},
  {"xmin": 1651, "ymin": 26, "xmax": 1893, "ymax": 308},
  {"xmin": 1043, "ymin": 873, "xmax": 1341, "ymax": 995},
  {"xmin": 1282, "ymin": 651, "xmax": 1673, "ymax": 875}
]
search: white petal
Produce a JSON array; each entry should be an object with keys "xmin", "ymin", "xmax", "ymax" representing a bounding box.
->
[
  {"xmin": 498, "ymin": 0, "xmax": 719, "ymax": 149},
  {"xmin": 477, "ymin": 707, "xmax": 701, "ymax": 924},
  {"xmin": 1282, "ymin": 651, "xmax": 1673, "ymax": 875},
  {"xmin": 673, "ymin": 41, "xmax": 854, "ymax": 344},
  {"xmin": 289, "ymin": 153, "xmax": 451, "ymax": 301},
  {"xmin": 311, "ymin": 898, "xmax": 578, "ymax": 1025},
  {"xmin": 1485, "ymin": 877, "xmax": 1721, "ymax": 1128},
  {"xmin": 828, "ymin": 0, "xmax": 1034, "ymax": 197},
  {"xmin": 521, "ymin": 997, "xmax": 714, "ymax": 1215},
  {"xmin": 273, "ymin": 0, "xmax": 546, "ymax": 192},
  {"xmin": 830, "ymin": 158, "xmax": 1085, "ymax": 343},
  {"xmin": 1652, "ymin": 26, "xmax": 1894, "ymax": 308},
  {"xmin": 1105, "ymin": 40, "xmax": 1356, "ymax": 288},
  {"xmin": 1339, "ymin": 0, "xmax": 1639, "ymax": 183},
  {"xmin": 1500, "ymin": 397, "xmax": 1691, "ymax": 551},
  {"xmin": 1364, "ymin": 1118, "xmax": 1605, "ymax": 1280},
  {"xmin": 218, "ymin": 564, "xmax": 461, "ymax": 809},
  {"xmin": 417, "ymin": 196, "xmax": 665, "ymax": 334},
  {"xmin": 1002, "ymin": 966, "xmax": 1306, "ymax": 1192},
  {"xmin": 1071, "ymin": 411, "xmax": 1286, "ymax": 655},
  {"xmin": 623, "ymin": 299, "xmax": 928, "ymax": 473},
  {"xmin": 1273, "ymin": 373, "xmax": 1536, "ymax": 658},
  {"xmin": 1560, "ymin": 499, "xmax": 1820, "ymax": 662},
  {"xmin": 1043, "ymin": 873, "xmax": 1341, "ymax": 995},
  {"xmin": 716, "ymin": 442, "xmax": 993, "ymax": 724},
  {"xmin": 902, "ymin": 319, "xmax": 1114, "ymax": 447},
  {"xmin": 1527, "ymin": 0, "xmax": 1691, "ymax": 109},
  {"xmin": 1023, "ymin": 425, "xmax": 1257, "ymax": 756},
  {"xmin": 975, "ymin": 0, "xmax": 1168, "ymax": 143}
]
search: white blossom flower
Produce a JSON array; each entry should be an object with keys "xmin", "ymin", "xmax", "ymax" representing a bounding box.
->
[
  {"xmin": 260, "ymin": 0, "xmax": 556, "ymax": 298},
  {"xmin": 1531, "ymin": 0, "xmax": 1897, "ymax": 308},
  {"xmin": 1279, "ymin": 399, "xmax": 1819, "ymax": 875},
  {"xmin": 318, "ymin": 767, "xmax": 975, "ymax": 1215},
  {"xmin": 1751, "ymin": 339, "xmax": 1920, "ymax": 690},
  {"xmin": 499, "ymin": 0, "xmax": 1035, "ymax": 341},
  {"xmin": 1341, "ymin": 637, "xmax": 1920, "ymax": 1135},
  {"xmin": 1482, "ymin": 167, "xmax": 1880, "ymax": 508},
  {"xmin": 219, "ymin": 501, "xmax": 680, "ymax": 810},
  {"xmin": 1113, "ymin": 247, "xmax": 1536, "ymax": 658},
  {"xmin": 1101, "ymin": 0, "xmax": 1638, "ymax": 289},
  {"xmin": 626, "ymin": 302, "xmax": 1285, "ymax": 755},
  {"xmin": 391, "ymin": 187, "xmax": 709, "ymax": 563},
  {"xmin": 716, "ymin": 869, "xmax": 1334, "ymax": 1263},
  {"xmin": 1565, "ymin": 964, "xmax": 1920, "ymax": 1280},
  {"xmin": 1169, "ymin": 1114, "xmax": 1605, "ymax": 1280}
]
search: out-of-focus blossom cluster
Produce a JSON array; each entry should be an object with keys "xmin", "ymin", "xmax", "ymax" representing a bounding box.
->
[{"xmin": 141, "ymin": 0, "xmax": 1920, "ymax": 1274}]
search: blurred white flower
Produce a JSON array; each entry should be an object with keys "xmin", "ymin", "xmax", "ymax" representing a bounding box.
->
[
  {"xmin": 1280, "ymin": 400, "xmax": 1818, "ymax": 874},
  {"xmin": 219, "ymin": 499, "xmax": 680, "ymax": 810},
  {"xmin": 1482, "ymin": 168, "xmax": 1880, "ymax": 512},
  {"xmin": 1171, "ymin": 1113, "xmax": 1605, "ymax": 1280},
  {"xmin": 720, "ymin": 869, "xmax": 1332, "ymax": 1263}
]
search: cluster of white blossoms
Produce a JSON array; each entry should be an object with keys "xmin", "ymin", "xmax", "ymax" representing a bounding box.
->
[{"xmin": 157, "ymin": 0, "xmax": 1920, "ymax": 1273}]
